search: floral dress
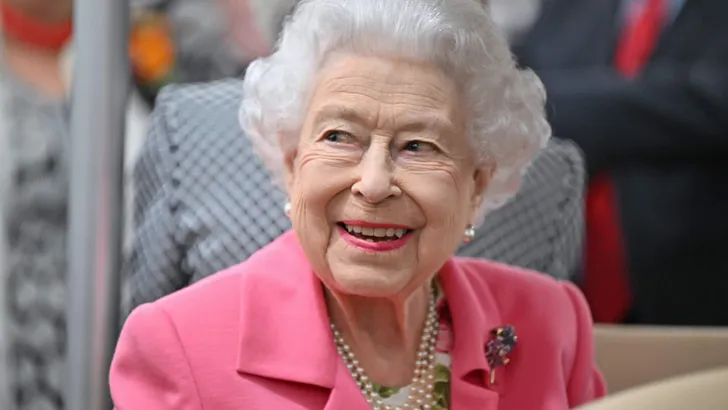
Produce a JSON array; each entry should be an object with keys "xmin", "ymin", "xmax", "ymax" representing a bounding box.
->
[
  {"xmin": 1, "ymin": 69, "xmax": 71, "ymax": 410},
  {"xmin": 371, "ymin": 285, "xmax": 453, "ymax": 410}
]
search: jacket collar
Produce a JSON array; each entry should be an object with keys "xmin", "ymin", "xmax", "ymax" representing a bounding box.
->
[
  {"xmin": 236, "ymin": 231, "xmax": 338, "ymax": 389},
  {"xmin": 236, "ymin": 231, "xmax": 504, "ymax": 407}
]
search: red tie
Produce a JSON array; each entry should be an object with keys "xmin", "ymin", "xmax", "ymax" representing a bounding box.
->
[{"xmin": 582, "ymin": 0, "xmax": 667, "ymax": 323}]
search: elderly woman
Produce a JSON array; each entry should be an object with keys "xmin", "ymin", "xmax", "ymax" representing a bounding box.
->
[{"xmin": 110, "ymin": 0, "xmax": 605, "ymax": 408}]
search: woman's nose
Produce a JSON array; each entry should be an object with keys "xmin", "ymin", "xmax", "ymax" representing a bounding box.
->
[{"xmin": 350, "ymin": 147, "xmax": 401, "ymax": 203}]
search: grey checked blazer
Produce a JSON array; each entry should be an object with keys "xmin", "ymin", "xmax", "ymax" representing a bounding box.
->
[{"xmin": 126, "ymin": 79, "xmax": 585, "ymax": 312}]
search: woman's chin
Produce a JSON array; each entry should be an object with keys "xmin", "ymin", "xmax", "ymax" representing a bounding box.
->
[{"xmin": 327, "ymin": 267, "xmax": 413, "ymax": 299}]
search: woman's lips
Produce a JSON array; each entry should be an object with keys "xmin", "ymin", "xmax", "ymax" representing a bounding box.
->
[
  {"xmin": 336, "ymin": 225, "xmax": 413, "ymax": 252},
  {"xmin": 339, "ymin": 221, "xmax": 411, "ymax": 239}
]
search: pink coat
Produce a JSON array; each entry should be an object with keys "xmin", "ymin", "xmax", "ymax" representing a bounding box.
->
[{"xmin": 110, "ymin": 231, "xmax": 606, "ymax": 409}]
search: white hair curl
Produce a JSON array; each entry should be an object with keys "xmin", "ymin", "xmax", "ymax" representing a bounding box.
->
[{"xmin": 239, "ymin": 0, "xmax": 550, "ymax": 225}]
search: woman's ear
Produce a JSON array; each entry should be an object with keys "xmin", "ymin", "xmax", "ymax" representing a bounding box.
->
[
  {"xmin": 469, "ymin": 164, "xmax": 495, "ymax": 216},
  {"xmin": 281, "ymin": 135, "xmax": 298, "ymax": 195}
]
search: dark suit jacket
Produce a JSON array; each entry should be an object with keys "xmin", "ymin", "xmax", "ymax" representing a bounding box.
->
[{"xmin": 515, "ymin": 0, "xmax": 728, "ymax": 325}]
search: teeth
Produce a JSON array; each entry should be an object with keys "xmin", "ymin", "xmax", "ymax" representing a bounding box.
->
[{"xmin": 342, "ymin": 224, "xmax": 408, "ymax": 239}]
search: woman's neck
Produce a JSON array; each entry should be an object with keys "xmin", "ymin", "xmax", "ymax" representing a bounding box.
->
[{"xmin": 326, "ymin": 283, "xmax": 432, "ymax": 386}]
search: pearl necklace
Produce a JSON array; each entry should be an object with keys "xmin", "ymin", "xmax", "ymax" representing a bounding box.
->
[{"xmin": 330, "ymin": 289, "xmax": 440, "ymax": 410}]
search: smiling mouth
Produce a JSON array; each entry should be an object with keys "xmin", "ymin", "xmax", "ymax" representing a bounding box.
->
[{"xmin": 337, "ymin": 222, "xmax": 413, "ymax": 242}]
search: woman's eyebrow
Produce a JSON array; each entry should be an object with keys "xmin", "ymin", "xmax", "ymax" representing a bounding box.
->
[
  {"xmin": 313, "ymin": 104, "xmax": 455, "ymax": 136},
  {"xmin": 313, "ymin": 104, "xmax": 371, "ymax": 127},
  {"xmin": 395, "ymin": 113, "xmax": 456, "ymax": 137}
]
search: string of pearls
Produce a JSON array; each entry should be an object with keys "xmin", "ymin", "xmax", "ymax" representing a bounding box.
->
[{"xmin": 330, "ymin": 288, "xmax": 440, "ymax": 410}]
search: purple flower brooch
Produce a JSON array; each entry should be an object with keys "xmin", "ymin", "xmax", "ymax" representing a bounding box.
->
[{"xmin": 485, "ymin": 325, "xmax": 518, "ymax": 385}]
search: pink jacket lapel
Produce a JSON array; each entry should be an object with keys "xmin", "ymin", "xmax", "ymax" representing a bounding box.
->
[
  {"xmin": 440, "ymin": 258, "xmax": 511, "ymax": 409},
  {"xmin": 236, "ymin": 231, "xmax": 338, "ymax": 388},
  {"xmin": 235, "ymin": 231, "xmax": 376, "ymax": 409}
]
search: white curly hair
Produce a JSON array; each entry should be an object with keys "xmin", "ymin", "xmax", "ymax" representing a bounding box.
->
[{"xmin": 239, "ymin": 0, "xmax": 551, "ymax": 225}]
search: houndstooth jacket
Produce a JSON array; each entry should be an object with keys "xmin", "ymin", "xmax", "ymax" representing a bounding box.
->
[{"xmin": 126, "ymin": 79, "xmax": 585, "ymax": 312}]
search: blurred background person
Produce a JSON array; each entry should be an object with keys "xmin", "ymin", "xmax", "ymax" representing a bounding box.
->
[
  {"xmin": 1, "ymin": 1, "xmax": 76, "ymax": 408},
  {"xmin": 0, "ymin": 78, "xmax": 9, "ymax": 410},
  {"xmin": 515, "ymin": 0, "xmax": 728, "ymax": 325},
  {"xmin": 0, "ymin": 0, "xmax": 147, "ymax": 409}
]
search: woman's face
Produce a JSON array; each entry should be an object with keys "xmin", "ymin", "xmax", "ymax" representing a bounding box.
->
[{"xmin": 285, "ymin": 55, "xmax": 490, "ymax": 299}]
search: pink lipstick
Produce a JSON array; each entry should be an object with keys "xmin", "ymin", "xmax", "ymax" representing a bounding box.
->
[{"xmin": 336, "ymin": 221, "xmax": 414, "ymax": 252}]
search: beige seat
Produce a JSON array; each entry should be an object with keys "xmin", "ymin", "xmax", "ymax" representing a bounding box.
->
[
  {"xmin": 594, "ymin": 325, "xmax": 728, "ymax": 393},
  {"xmin": 575, "ymin": 367, "xmax": 728, "ymax": 410}
]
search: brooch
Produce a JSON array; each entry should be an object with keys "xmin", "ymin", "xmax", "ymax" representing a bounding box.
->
[{"xmin": 485, "ymin": 325, "xmax": 518, "ymax": 385}]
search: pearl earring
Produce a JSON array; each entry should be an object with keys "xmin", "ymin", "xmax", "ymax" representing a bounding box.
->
[
  {"xmin": 283, "ymin": 201, "xmax": 291, "ymax": 217},
  {"xmin": 463, "ymin": 224, "xmax": 476, "ymax": 243}
]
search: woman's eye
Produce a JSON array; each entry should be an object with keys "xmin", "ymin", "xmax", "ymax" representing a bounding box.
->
[
  {"xmin": 403, "ymin": 140, "xmax": 432, "ymax": 152},
  {"xmin": 324, "ymin": 130, "xmax": 351, "ymax": 143}
]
